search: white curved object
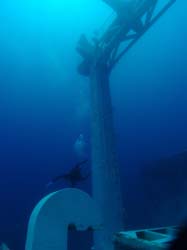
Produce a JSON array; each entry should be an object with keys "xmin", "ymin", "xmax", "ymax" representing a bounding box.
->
[{"xmin": 25, "ymin": 188, "xmax": 102, "ymax": 250}]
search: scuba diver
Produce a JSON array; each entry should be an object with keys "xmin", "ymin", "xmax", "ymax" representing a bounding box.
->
[{"xmin": 46, "ymin": 160, "xmax": 89, "ymax": 187}]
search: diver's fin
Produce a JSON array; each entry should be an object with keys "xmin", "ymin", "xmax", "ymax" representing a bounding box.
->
[{"xmin": 46, "ymin": 173, "xmax": 70, "ymax": 187}]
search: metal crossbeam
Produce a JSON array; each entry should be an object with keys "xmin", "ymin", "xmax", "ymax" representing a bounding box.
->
[
  {"xmin": 76, "ymin": 0, "xmax": 176, "ymax": 76},
  {"xmin": 108, "ymin": 0, "xmax": 176, "ymax": 70}
]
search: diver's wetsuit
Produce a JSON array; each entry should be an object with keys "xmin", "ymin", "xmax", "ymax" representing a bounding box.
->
[{"xmin": 47, "ymin": 160, "xmax": 89, "ymax": 187}]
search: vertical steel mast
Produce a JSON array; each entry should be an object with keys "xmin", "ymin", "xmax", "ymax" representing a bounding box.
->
[{"xmin": 76, "ymin": 1, "xmax": 176, "ymax": 250}]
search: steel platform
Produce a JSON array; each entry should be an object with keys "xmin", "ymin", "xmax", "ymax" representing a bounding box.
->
[{"xmin": 113, "ymin": 226, "xmax": 179, "ymax": 250}]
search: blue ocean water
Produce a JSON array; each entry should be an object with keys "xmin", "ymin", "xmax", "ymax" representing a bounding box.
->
[{"xmin": 0, "ymin": 0, "xmax": 186, "ymax": 249}]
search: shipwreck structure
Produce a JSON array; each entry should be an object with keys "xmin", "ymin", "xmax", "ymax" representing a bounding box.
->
[
  {"xmin": 25, "ymin": 1, "xmax": 176, "ymax": 250},
  {"xmin": 76, "ymin": 1, "xmax": 176, "ymax": 250}
]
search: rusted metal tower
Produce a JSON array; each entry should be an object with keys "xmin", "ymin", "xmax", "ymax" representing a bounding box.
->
[{"xmin": 76, "ymin": 1, "xmax": 176, "ymax": 250}]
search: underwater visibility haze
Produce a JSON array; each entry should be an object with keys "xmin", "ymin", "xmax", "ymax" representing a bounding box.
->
[{"xmin": 0, "ymin": 0, "xmax": 186, "ymax": 249}]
